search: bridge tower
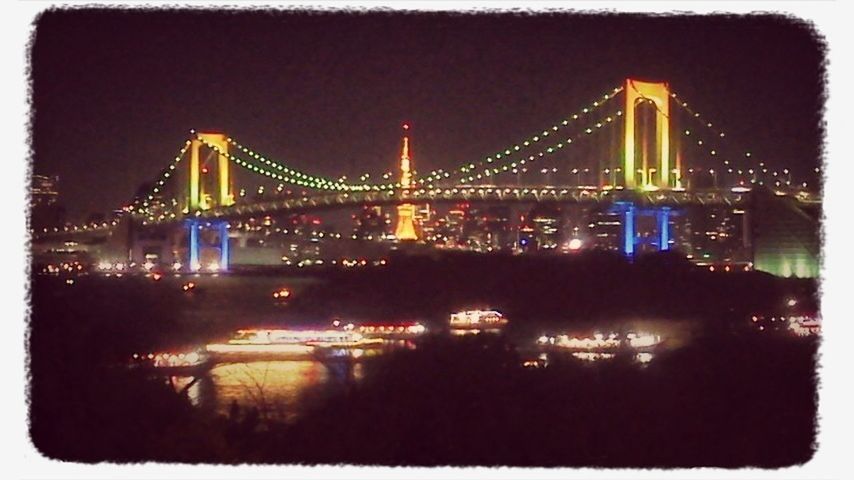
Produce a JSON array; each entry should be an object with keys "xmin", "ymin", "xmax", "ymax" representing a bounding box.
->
[
  {"xmin": 623, "ymin": 78, "xmax": 673, "ymax": 190},
  {"xmin": 188, "ymin": 132, "xmax": 234, "ymax": 210},
  {"xmin": 618, "ymin": 79, "xmax": 676, "ymax": 257},
  {"xmin": 185, "ymin": 131, "xmax": 234, "ymax": 272},
  {"xmin": 394, "ymin": 124, "xmax": 419, "ymax": 241}
]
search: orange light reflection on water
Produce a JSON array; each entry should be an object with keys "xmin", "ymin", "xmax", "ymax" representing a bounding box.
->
[{"xmin": 209, "ymin": 360, "xmax": 329, "ymax": 422}]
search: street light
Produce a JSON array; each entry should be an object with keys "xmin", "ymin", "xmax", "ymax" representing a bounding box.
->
[{"xmin": 540, "ymin": 167, "xmax": 557, "ymax": 185}]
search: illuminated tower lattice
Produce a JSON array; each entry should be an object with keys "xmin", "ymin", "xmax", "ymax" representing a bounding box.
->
[
  {"xmin": 394, "ymin": 124, "xmax": 419, "ymax": 241},
  {"xmin": 623, "ymin": 78, "xmax": 673, "ymax": 190}
]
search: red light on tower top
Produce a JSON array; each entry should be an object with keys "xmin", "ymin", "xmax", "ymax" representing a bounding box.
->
[{"xmin": 402, "ymin": 123, "xmax": 410, "ymax": 131}]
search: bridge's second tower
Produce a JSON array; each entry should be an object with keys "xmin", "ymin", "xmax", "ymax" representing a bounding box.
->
[
  {"xmin": 394, "ymin": 124, "xmax": 419, "ymax": 241},
  {"xmin": 624, "ymin": 78, "xmax": 673, "ymax": 190}
]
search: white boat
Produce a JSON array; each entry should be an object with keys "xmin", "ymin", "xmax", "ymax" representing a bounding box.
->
[
  {"xmin": 449, "ymin": 310, "xmax": 508, "ymax": 334},
  {"xmin": 205, "ymin": 328, "xmax": 384, "ymax": 359}
]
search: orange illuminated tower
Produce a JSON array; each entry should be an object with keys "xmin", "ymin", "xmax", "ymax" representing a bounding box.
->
[
  {"xmin": 623, "ymin": 78, "xmax": 672, "ymax": 190},
  {"xmin": 188, "ymin": 131, "xmax": 234, "ymax": 211},
  {"xmin": 394, "ymin": 124, "xmax": 419, "ymax": 241}
]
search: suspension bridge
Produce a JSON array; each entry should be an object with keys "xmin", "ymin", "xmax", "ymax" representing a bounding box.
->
[{"xmin": 32, "ymin": 78, "xmax": 822, "ymax": 277}]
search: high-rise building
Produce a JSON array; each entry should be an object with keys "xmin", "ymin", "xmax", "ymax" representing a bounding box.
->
[
  {"xmin": 682, "ymin": 205, "xmax": 750, "ymax": 264},
  {"xmin": 433, "ymin": 203, "xmax": 468, "ymax": 248},
  {"xmin": 529, "ymin": 204, "xmax": 562, "ymax": 251},
  {"xmin": 352, "ymin": 206, "xmax": 389, "ymax": 241},
  {"xmin": 589, "ymin": 208, "xmax": 623, "ymax": 252},
  {"xmin": 481, "ymin": 205, "xmax": 512, "ymax": 251},
  {"xmin": 31, "ymin": 175, "xmax": 59, "ymax": 206},
  {"xmin": 31, "ymin": 174, "xmax": 65, "ymax": 231}
]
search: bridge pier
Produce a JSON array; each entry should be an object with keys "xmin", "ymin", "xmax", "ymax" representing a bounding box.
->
[
  {"xmin": 621, "ymin": 202, "xmax": 635, "ymax": 257},
  {"xmin": 614, "ymin": 202, "xmax": 673, "ymax": 258},
  {"xmin": 657, "ymin": 207, "xmax": 671, "ymax": 252},
  {"xmin": 185, "ymin": 218, "xmax": 229, "ymax": 272},
  {"xmin": 188, "ymin": 219, "xmax": 200, "ymax": 271},
  {"xmin": 218, "ymin": 221, "xmax": 229, "ymax": 272}
]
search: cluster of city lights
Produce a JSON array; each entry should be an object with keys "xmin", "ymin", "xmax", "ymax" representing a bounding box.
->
[
  {"xmin": 336, "ymin": 257, "xmax": 387, "ymax": 268},
  {"xmin": 39, "ymin": 261, "xmax": 86, "ymax": 275},
  {"xmin": 750, "ymin": 314, "xmax": 820, "ymax": 336}
]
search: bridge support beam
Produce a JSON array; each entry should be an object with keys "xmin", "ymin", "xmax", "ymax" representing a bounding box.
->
[
  {"xmin": 622, "ymin": 203, "xmax": 635, "ymax": 257},
  {"xmin": 185, "ymin": 218, "xmax": 230, "ymax": 272},
  {"xmin": 657, "ymin": 207, "xmax": 671, "ymax": 251},
  {"xmin": 188, "ymin": 219, "xmax": 201, "ymax": 272},
  {"xmin": 219, "ymin": 221, "xmax": 229, "ymax": 272}
]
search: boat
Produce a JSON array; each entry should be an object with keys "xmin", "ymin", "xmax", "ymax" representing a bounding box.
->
[
  {"xmin": 205, "ymin": 328, "xmax": 385, "ymax": 360},
  {"xmin": 536, "ymin": 332, "xmax": 663, "ymax": 354},
  {"xmin": 449, "ymin": 310, "xmax": 508, "ymax": 331},
  {"xmin": 129, "ymin": 350, "xmax": 213, "ymax": 376},
  {"xmin": 332, "ymin": 319, "xmax": 427, "ymax": 339}
]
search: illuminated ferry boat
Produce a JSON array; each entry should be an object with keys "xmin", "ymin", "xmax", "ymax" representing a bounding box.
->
[
  {"xmin": 129, "ymin": 350, "xmax": 212, "ymax": 376},
  {"xmin": 332, "ymin": 319, "xmax": 427, "ymax": 339},
  {"xmin": 205, "ymin": 328, "xmax": 384, "ymax": 359},
  {"xmin": 449, "ymin": 310, "xmax": 508, "ymax": 334},
  {"xmin": 537, "ymin": 332, "xmax": 663, "ymax": 353}
]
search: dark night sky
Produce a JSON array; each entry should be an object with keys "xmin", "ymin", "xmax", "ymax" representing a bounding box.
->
[{"xmin": 30, "ymin": 9, "xmax": 825, "ymax": 220}]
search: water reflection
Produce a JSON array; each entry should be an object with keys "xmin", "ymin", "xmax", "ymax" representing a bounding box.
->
[
  {"xmin": 211, "ymin": 361, "xmax": 328, "ymax": 421},
  {"xmin": 171, "ymin": 360, "xmax": 331, "ymax": 422}
]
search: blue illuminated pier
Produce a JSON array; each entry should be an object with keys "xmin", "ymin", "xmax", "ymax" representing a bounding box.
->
[{"xmin": 614, "ymin": 202, "xmax": 673, "ymax": 257}]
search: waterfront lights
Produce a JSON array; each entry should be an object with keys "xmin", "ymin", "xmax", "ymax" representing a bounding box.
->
[
  {"xmin": 207, "ymin": 261, "xmax": 220, "ymax": 272},
  {"xmin": 172, "ymin": 262, "xmax": 183, "ymax": 271}
]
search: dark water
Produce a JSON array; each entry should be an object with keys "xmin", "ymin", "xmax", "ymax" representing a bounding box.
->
[
  {"xmin": 31, "ymin": 271, "xmax": 765, "ymax": 423},
  {"xmin": 30, "ymin": 268, "xmax": 818, "ymax": 465}
]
